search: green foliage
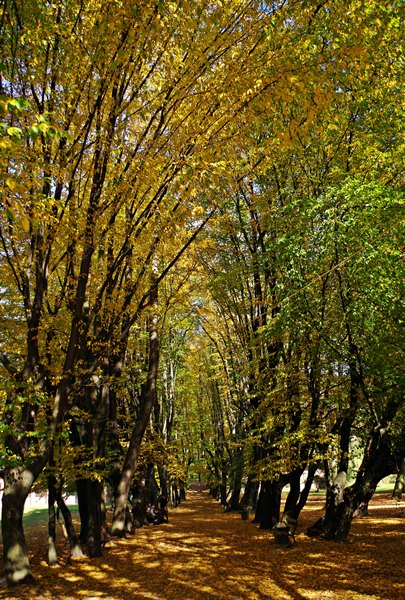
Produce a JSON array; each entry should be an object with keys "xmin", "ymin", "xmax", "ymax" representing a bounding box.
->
[{"xmin": 0, "ymin": 1, "xmax": 403, "ymax": 568}]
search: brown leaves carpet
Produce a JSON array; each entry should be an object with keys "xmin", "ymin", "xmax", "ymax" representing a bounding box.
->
[{"xmin": 1, "ymin": 489, "xmax": 404, "ymax": 599}]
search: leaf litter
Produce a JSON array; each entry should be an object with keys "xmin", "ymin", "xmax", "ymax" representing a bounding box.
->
[{"xmin": 1, "ymin": 490, "xmax": 404, "ymax": 599}]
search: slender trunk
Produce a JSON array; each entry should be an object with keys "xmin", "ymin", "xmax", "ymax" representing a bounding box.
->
[
  {"xmin": 170, "ymin": 481, "xmax": 180, "ymax": 507},
  {"xmin": 179, "ymin": 479, "xmax": 186, "ymax": 502},
  {"xmin": 336, "ymin": 485, "xmax": 372, "ymax": 541},
  {"xmin": 55, "ymin": 491, "xmax": 83, "ymax": 558},
  {"xmin": 158, "ymin": 464, "xmax": 169, "ymax": 499},
  {"xmin": 69, "ymin": 368, "xmax": 110, "ymax": 554},
  {"xmin": 48, "ymin": 475, "xmax": 58, "ymax": 566},
  {"xmin": 228, "ymin": 448, "xmax": 244, "ymax": 511},
  {"xmin": 228, "ymin": 482, "xmax": 242, "ymax": 511},
  {"xmin": 282, "ymin": 465, "xmax": 316, "ymax": 523},
  {"xmin": 111, "ymin": 303, "xmax": 159, "ymax": 536},
  {"xmin": 86, "ymin": 480, "xmax": 103, "ymax": 557},
  {"xmin": 296, "ymin": 463, "xmax": 317, "ymax": 515},
  {"xmin": 220, "ymin": 468, "xmax": 227, "ymax": 505},
  {"xmin": 392, "ymin": 458, "xmax": 405, "ymax": 500}
]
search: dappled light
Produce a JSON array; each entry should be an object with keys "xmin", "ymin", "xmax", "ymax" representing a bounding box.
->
[
  {"xmin": 1, "ymin": 490, "xmax": 404, "ymax": 599},
  {"xmin": 1, "ymin": 0, "xmax": 403, "ymax": 589}
]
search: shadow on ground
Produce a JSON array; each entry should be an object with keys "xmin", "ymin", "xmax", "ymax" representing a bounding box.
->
[{"xmin": 1, "ymin": 491, "xmax": 404, "ymax": 599}]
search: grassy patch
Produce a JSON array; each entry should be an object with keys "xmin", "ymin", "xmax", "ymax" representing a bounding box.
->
[
  {"xmin": 22, "ymin": 504, "xmax": 79, "ymax": 528},
  {"xmin": 0, "ymin": 504, "xmax": 79, "ymax": 529}
]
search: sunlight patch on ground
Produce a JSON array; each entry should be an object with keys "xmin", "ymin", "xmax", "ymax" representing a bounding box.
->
[
  {"xmin": 64, "ymin": 575, "xmax": 84, "ymax": 583},
  {"xmin": 75, "ymin": 594, "xmax": 107, "ymax": 598},
  {"xmin": 299, "ymin": 591, "xmax": 382, "ymax": 600},
  {"xmin": 368, "ymin": 502, "xmax": 405, "ymax": 511},
  {"xmin": 144, "ymin": 560, "xmax": 162, "ymax": 569},
  {"xmin": 2, "ymin": 492, "xmax": 404, "ymax": 600},
  {"xmin": 259, "ymin": 581, "xmax": 293, "ymax": 599},
  {"xmin": 365, "ymin": 517, "xmax": 404, "ymax": 526}
]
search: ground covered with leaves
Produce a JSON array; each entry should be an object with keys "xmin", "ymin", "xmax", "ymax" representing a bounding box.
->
[{"xmin": 1, "ymin": 489, "xmax": 404, "ymax": 599}]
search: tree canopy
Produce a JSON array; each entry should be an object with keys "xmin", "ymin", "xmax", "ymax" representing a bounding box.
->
[{"xmin": 0, "ymin": 0, "xmax": 404, "ymax": 587}]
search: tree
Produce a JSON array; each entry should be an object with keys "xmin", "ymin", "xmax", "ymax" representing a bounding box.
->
[
  {"xmin": 1, "ymin": 0, "xmax": 404, "ymax": 585},
  {"xmin": 3, "ymin": 0, "xmax": 330, "ymax": 583}
]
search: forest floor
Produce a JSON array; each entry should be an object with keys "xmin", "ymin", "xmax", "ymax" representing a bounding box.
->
[{"xmin": 1, "ymin": 487, "xmax": 404, "ymax": 600}]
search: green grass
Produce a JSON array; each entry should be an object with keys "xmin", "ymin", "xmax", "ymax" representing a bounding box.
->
[
  {"xmin": 0, "ymin": 504, "xmax": 79, "ymax": 528},
  {"xmin": 23, "ymin": 506, "xmax": 52, "ymax": 528},
  {"xmin": 1, "ymin": 481, "xmax": 396, "ymax": 530},
  {"xmin": 24, "ymin": 504, "xmax": 79, "ymax": 527},
  {"xmin": 280, "ymin": 477, "xmax": 395, "ymax": 498}
]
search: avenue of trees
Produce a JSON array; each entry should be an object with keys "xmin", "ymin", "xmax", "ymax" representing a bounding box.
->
[{"xmin": 0, "ymin": 0, "xmax": 404, "ymax": 587}]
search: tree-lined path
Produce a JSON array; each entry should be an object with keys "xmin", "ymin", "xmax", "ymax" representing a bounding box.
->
[
  {"xmin": 1, "ymin": 0, "xmax": 404, "ymax": 590},
  {"xmin": 1, "ymin": 488, "xmax": 404, "ymax": 600}
]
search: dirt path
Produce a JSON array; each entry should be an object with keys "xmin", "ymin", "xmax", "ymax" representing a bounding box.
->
[{"xmin": 1, "ymin": 490, "xmax": 404, "ymax": 599}]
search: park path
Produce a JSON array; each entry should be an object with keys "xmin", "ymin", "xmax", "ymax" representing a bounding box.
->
[{"xmin": 1, "ymin": 488, "xmax": 404, "ymax": 600}]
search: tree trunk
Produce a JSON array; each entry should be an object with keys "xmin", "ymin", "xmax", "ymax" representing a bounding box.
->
[
  {"xmin": 111, "ymin": 284, "xmax": 160, "ymax": 536},
  {"xmin": 179, "ymin": 479, "xmax": 186, "ymax": 502},
  {"xmin": 144, "ymin": 463, "xmax": 160, "ymax": 505},
  {"xmin": 1, "ymin": 467, "xmax": 37, "ymax": 585},
  {"xmin": 48, "ymin": 475, "xmax": 59, "ymax": 566},
  {"xmin": 282, "ymin": 470, "xmax": 301, "ymax": 520},
  {"xmin": 158, "ymin": 464, "xmax": 169, "ymax": 499},
  {"xmin": 307, "ymin": 470, "xmax": 347, "ymax": 538},
  {"xmin": 255, "ymin": 478, "xmax": 286, "ymax": 529},
  {"xmin": 309, "ymin": 431, "xmax": 398, "ymax": 540},
  {"xmin": 209, "ymin": 483, "xmax": 220, "ymax": 500},
  {"xmin": 240, "ymin": 474, "xmax": 259, "ymax": 513},
  {"xmin": 220, "ymin": 468, "xmax": 227, "ymax": 505},
  {"xmin": 130, "ymin": 479, "xmax": 148, "ymax": 528},
  {"xmin": 227, "ymin": 448, "xmax": 244, "ymax": 511},
  {"xmin": 296, "ymin": 464, "xmax": 317, "ymax": 515},
  {"xmin": 282, "ymin": 464, "xmax": 316, "ymax": 522},
  {"xmin": 55, "ymin": 491, "xmax": 83, "ymax": 558},
  {"xmin": 76, "ymin": 479, "xmax": 103, "ymax": 557},
  {"xmin": 69, "ymin": 366, "xmax": 110, "ymax": 554},
  {"xmin": 335, "ymin": 433, "xmax": 398, "ymax": 541},
  {"xmin": 307, "ymin": 339, "xmax": 362, "ymax": 538},
  {"xmin": 392, "ymin": 458, "xmax": 405, "ymax": 500},
  {"xmin": 170, "ymin": 481, "xmax": 180, "ymax": 507}
]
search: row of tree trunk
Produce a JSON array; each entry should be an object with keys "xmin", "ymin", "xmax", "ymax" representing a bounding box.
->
[{"xmin": 208, "ymin": 428, "xmax": 403, "ymax": 543}]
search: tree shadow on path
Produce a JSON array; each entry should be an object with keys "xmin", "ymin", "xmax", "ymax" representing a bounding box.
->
[{"xmin": 1, "ymin": 490, "xmax": 404, "ymax": 599}]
